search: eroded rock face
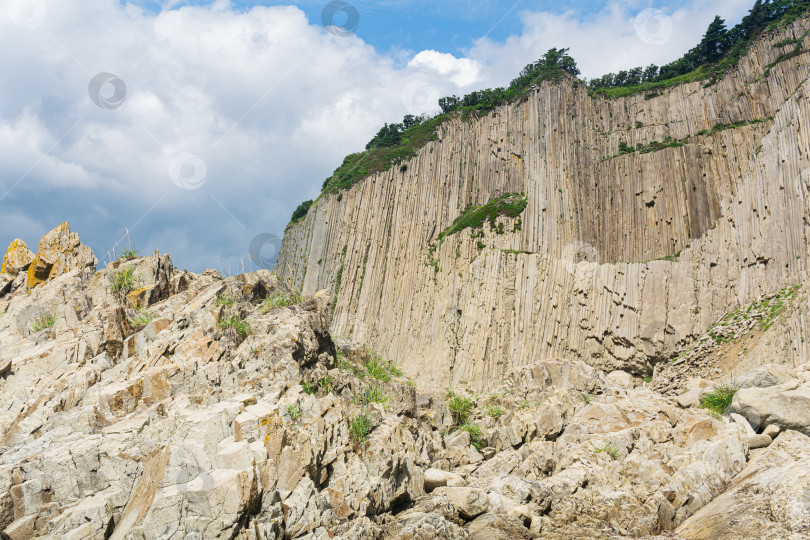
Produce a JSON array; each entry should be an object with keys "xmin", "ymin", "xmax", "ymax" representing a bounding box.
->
[
  {"xmin": 276, "ymin": 18, "xmax": 810, "ymax": 391},
  {"xmin": 0, "ymin": 240, "xmax": 34, "ymax": 277}
]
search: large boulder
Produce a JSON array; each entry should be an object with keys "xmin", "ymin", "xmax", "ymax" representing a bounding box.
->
[
  {"xmin": 1, "ymin": 239, "xmax": 34, "ymax": 276},
  {"xmin": 25, "ymin": 223, "xmax": 96, "ymax": 288},
  {"xmin": 675, "ymin": 430, "xmax": 810, "ymax": 539},
  {"xmin": 732, "ymin": 381, "xmax": 810, "ymax": 436}
]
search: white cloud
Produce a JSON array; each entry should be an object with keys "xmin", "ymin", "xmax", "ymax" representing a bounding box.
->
[
  {"xmin": 408, "ymin": 50, "xmax": 481, "ymax": 87},
  {"xmin": 0, "ymin": 0, "xmax": 756, "ymax": 271}
]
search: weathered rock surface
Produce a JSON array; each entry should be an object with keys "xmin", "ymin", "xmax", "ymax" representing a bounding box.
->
[
  {"xmin": 732, "ymin": 381, "xmax": 810, "ymax": 436},
  {"xmin": 277, "ymin": 19, "xmax": 810, "ymax": 391},
  {"xmin": 3, "ymin": 225, "xmax": 800, "ymax": 538},
  {"xmin": 676, "ymin": 430, "xmax": 810, "ymax": 539}
]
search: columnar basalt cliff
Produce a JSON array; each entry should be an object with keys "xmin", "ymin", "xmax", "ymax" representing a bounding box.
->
[{"xmin": 277, "ymin": 19, "xmax": 810, "ymax": 390}]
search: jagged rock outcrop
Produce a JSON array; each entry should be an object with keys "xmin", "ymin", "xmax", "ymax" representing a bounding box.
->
[
  {"xmin": 5, "ymin": 226, "xmax": 810, "ymax": 538},
  {"xmin": 277, "ymin": 18, "xmax": 810, "ymax": 390}
]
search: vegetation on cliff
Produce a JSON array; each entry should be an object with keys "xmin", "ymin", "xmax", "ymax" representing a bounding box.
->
[
  {"xmin": 285, "ymin": 0, "xmax": 810, "ymax": 226},
  {"xmin": 589, "ymin": 0, "xmax": 810, "ymax": 97}
]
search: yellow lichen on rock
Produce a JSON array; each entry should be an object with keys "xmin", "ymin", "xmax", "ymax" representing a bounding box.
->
[
  {"xmin": 1, "ymin": 239, "xmax": 34, "ymax": 276},
  {"xmin": 26, "ymin": 222, "xmax": 97, "ymax": 288}
]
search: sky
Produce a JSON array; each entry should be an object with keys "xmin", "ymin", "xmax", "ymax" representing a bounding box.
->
[{"xmin": 0, "ymin": 0, "xmax": 753, "ymax": 272}]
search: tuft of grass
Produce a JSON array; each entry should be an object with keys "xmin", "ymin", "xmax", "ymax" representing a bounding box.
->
[
  {"xmin": 318, "ymin": 375, "xmax": 334, "ymax": 395},
  {"xmin": 302, "ymin": 381, "xmax": 317, "ymax": 395},
  {"xmin": 218, "ymin": 315, "xmax": 250, "ymax": 338},
  {"xmin": 699, "ymin": 386, "xmax": 736, "ymax": 416},
  {"xmin": 31, "ymin": 313, "xmax": 56, "ymax": 332},
  {"xmin": 593, "ymin": 441, "xmax": 620, "ymax": 459},
  {"xmin": 364, "ymin": 385, "xmax": 388, "ymax": 404},
  {"xmin": 448, "ymin": 395, "xmax": 475, "ymax": 426},
  {"xmin": 216, "ymin": 294, "xmax": 236, "ymax": 307},
  {"xmin": 349, "ymin": 413, "xmax": 372, "ymax": 443},
  {"xmin": 127, "ymin": 308, "xmax": 155, "ymax": 328},
  {"xmin": 260, "ymin": 291, "xmax": 302, "ymax": 313},
  {"xmin": 287, "ymin": 404, "xmax": 301, "ymax": 422},
  {"xmin": 486, "ymin": 406, "xmax": 505, "ymax": 419},
  {"xmin": 459, "ymin": 422, "xmax": 485, "ymax": 451},
  {"xmin": 363, "ymin": 353, "xmax": 402, "ymax": 382},
  {"xmin": 110, "ymin": 267, "xmax": 137, "ymax": 304},
  {"xmin": 120, "ymin": 248, "xmax": 139, "ymax": 261}
]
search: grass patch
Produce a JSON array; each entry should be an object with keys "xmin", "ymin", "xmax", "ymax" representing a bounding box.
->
[
  {"xmin": 302, "ymin": 381, "xmax": 317, "ymax": 395},
  {"xmin": 260, "ymin": 291, "xmax": 302, "ymax": 313},
  {"xmin": 458, "ymin": 422, "xmax": 485, "ymax": 450},
  {"xmin": 364, "ymin": 385, "xmax": 388, "ymax": 404},
  {"xmin": 287, "ymin": 404, "xmax": 301, "ymax": 422},
  {"xmin": 349, "ymin": 413, "xmax": 372, "ymax": 443},
  {"xmin": 216, "ymin": 294, "xmax": 237, "ymax": 307},
  {"xmin": 31, "ymin": 313, "xmax": 56, "ymax": 332},
  {"xmin": 218, "ymin": 315, "xmax": 250, "ymax": 338},
  {"xmin": 110, "ymin": 267, "xmax": 137, "ymax": 304},
  {"xmin": 486, "ymin": 406, "xmax": 505, "ymax": 419},
  {"xmin": 438, "ymin": 193, "xmax": 528, "ymax": 242},
  {"xmin": 364, "ymin": 353, "xmax": 402, "ymax": 382},
  {"xmin": 592, "ymin": 441, "xmax": 620, "ymax": 459},
  {"xmin": 127, "ymin": 308, "xmax": 155, "ymax": 328},
  {"xmin": 120, "ymin": 249, "xmax": 139, "ymax": 261},
  {"xmin": 448, "ymin": 395, "xmax": 475, "ymax": 426},
  {"xmin": 699, "ymin": 386, "xmax": 736, "ymax": 416}
]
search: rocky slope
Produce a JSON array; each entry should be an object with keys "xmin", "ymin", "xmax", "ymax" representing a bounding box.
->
[
  {"xmin": 2, "ymin": 224, "xmax": 810, "ymax": 539},
  {"xmin": 276, "ymin": 17, "xmax": 810, "ymax": 391}
]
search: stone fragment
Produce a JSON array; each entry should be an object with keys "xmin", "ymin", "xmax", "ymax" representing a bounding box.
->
[{"xmin": 433, "ymin": 487, "xmax": 489, "ymax": 520}]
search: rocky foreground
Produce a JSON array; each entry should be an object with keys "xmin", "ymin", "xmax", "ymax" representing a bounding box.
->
[{"xmin": 1, "ymin": 224, "xmax": 810, "ymax": 539}]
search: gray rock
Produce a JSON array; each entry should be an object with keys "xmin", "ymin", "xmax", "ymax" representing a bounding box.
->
[
  {"xmin": 748, "ymin": 434, "xmax": 772, "ymax": 449},
  {"xmin": 733, "ymin": 383, "xmax": 810, "ymax": 436},
  {"xmin": 433, "ymin": 487, "xmax": 489, "ymax": 520}
]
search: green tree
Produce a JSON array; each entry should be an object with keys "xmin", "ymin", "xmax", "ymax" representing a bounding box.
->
[
  {"xmin": 291, "ymin": 200, "xmax": 313, "ymax": 222},
  {"xmin": 700, "ymin": 16, "xmax": 729, "ymax": 62}
]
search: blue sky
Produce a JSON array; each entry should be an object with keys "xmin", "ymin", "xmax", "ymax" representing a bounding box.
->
[{"xmin": 1, "ymin": 0, "xmax": 752, "ymax": 272}]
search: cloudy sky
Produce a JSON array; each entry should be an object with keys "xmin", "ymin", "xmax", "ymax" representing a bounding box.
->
[{"xmin": 0, "ymin": 0, "xmax": 752, "ymax": 272}]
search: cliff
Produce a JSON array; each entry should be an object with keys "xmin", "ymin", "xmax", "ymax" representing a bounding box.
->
[{"xmin": 277, "ymin": 18, "xmax": 810, "ymax": 391}]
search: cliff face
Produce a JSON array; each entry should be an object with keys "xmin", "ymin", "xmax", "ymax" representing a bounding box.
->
[{"xmin": 277, "ymin": 19, "xmax": 810, "ymax": 391}]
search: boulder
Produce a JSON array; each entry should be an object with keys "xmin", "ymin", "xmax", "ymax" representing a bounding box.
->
[
  {"xmin": 424, "ymin": 468, "xmax": 465, "ymax": 492},
  {"xmin": 763, "ymin": 424, "xmax": 781, "ymax": 439},
  {"xmin": 466, "ymin": 513, "xmax": 531, "ymax": 539},
  {"xmin": 607, "ymin": 370, "xmax": 635, "ymax": 388},
  {"xmin": 748, "ymin": 434, "xmax": 772, "ymax": 449},
  {"xmin": 676, "ymin": 431, "xmax": 810, "ymax": 539},
  {"xmin": 732, "ymin": 382, "xmax": 810, "ymax": 436},
  {"xmin": 732, "ymin": 364, "xmax": 798, "ymax": 389},
  {"xmin": 1, "ymin": 239, "xmax": 34, "ymax": 276},
  {"xmin": 25, "ymin": 223, "xmax": 96, "ymax": 288},
  {"xmin": 433, "ymin": 487, "xmax": 489, "ymax": 520}
]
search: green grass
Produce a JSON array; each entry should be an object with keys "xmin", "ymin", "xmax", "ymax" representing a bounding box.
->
[
  {"xmin": 363, "ymin": 353, "xmax": 402, "ymax": 382},
  {"xmin": 438, "ymin": 193, "xmax": 528, "ymax": 242},
  {"xmin": 127, "ymin": 308, "xmax": 155, "ymax": 328},
  {"xmin": 486, "ymin": 406, "xmax": 505, "ymax": 419},
  {"xmin": 31, "ymin": 313, "xmax": 56, "ymax": 332},
  {"xmin": 216, "ymin": 294, "xmax": 237, "ymax": 307},
  {"xmin": 349, "ymin": 413, "xmax": 372, "ymax": 443},
  {"xmin": 364, "ymin": 385, "xmax": 388, "ymax": 404},
  {"xmin": 260, "ymin": 291, "xmax": 301, "ymax": 313},
  {"xmin": 337, "ymin": 354, "xmax": 367, "ymax": 379},
  {"xmin": 321, "ymin": 115, "xmax": 448, "ymax": 195},
  {"xmin": 448, "ymin": 395, "xmax": 475, "ymax": 426},
  {"xmin": 120, "ymin": 249, "xmax": 139, "ymax": 261},
  {"xmin": 458, "ymin": 422, "xmax": 485, "ymax": 451},
  {"xmin": 318, "ymin": 375, "xmax": 334, "ymax": 394},
  {"xmin": 110, "ymin": 267, "xmax": 137, "ymax": 304},
  {"xmin": 302, "ymin": 381, "xmax": 317, "ymax": 395},
  {"xmin": 699, "ymin": 386, "xmax": 737, "ymax": 416},
  {"xmin": 287, "ymin": 404, "xmax": 301, "ymax": 422},
  {"xmin": 592, "ymin": 441, "xmax": 620, "ymax": 459},
  {"xmin": 218, "ymin": 315, "xmax": 250, "ymax": 338}
]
